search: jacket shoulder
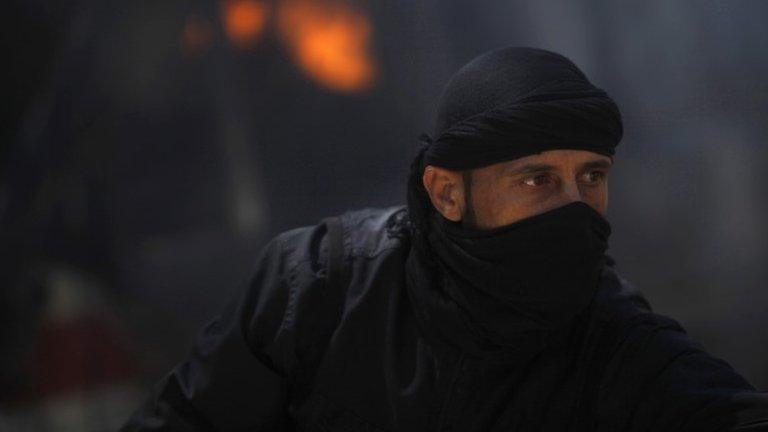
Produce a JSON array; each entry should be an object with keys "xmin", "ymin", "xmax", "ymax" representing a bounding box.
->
[
  {"xmin": 594, "ymin": 311, "xmax": 764, "ymax": 431},
  {"xmin": 243, "ymin": 205, "xmax": 409, "ymax": 374},
  {"xmin": 274, "ymin": 204, "xmax": 408, "ymax": 267},
  {"xmin": 337, "ymin": 204, "xmax": 409, "ymax": 258},
  {"xmin": 586, "ymin": 267, "xmax": 766, "ymax": 431}
]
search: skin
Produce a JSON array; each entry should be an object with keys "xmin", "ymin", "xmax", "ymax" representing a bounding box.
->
[{"xmin": 422, "ymin": 149, "xmax": 613, "ymax": 230}]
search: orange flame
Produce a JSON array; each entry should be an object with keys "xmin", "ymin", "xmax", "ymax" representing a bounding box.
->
[
  {"xmin": 221, "ymin": 0, "xmax": 270, "ymax": 49},
  {"xmin": 278, "ymin": 0, "xmax": 376, "ymax": 93}
]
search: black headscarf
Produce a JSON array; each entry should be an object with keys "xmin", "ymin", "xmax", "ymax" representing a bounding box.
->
[{"xmin": 405, "ymin": 46, "xmax": 623, "ymax": 363}]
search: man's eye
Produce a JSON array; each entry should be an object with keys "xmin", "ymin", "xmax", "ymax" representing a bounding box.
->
[
  {"xmin": 523, "ymin": 174, "xmax": 551, "ymax": 187},
  {"xmin": 583, "ymin": 170, "xmax": 606, "ymax": 184}
]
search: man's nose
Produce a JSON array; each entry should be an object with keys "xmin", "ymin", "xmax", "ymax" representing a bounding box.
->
[{"xmin": 561, "ymin": 179, "xmax": 584, "ymax": 204}]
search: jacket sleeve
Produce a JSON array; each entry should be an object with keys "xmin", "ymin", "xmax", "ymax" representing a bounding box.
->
[
  {"xmin": 120, "ymin": 224, "xmax": 330, "ymax": 431},
  {"xmin": 599, "ymin": 322, "xmax": 768, "ymax": 432}
]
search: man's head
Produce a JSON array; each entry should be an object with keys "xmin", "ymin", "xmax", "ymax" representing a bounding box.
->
[
  {"xmin": 403, "ymin": 46, "xmax": 622, "ymax": 357},
  {"xmin": 408, "ymin": 46, "xmax": 622, "ymax": 234}
]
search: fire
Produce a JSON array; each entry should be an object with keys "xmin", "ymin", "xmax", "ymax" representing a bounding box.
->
[
  {"xmin": 278, "ymin": 0, "xmax": 376, "ymax": 93},
  {"xmin": 221, "ymin": 0, "xmax": 270, "ymax": 49}
]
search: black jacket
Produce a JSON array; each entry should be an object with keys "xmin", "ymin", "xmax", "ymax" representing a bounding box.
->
[{"xmin": 122, "ymin": 205, "xmax": 768, "ymax": 431}]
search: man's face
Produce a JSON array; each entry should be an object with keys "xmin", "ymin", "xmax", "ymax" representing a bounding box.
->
[{"xmin": 422, "ymin": 149, "xmax": 613, "ymax": 229}]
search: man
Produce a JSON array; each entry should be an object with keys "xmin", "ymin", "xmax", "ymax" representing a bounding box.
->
[{"xmin": 122, "ymin": 47, "xmax": 768, "ymax": 431}]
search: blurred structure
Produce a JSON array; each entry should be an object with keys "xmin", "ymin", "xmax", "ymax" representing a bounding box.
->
[{"xmin": 1, "ymin": 0, "xmax": 767, "ymax": 430}]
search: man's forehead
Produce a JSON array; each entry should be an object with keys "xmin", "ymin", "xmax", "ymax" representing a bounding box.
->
[{"xmin": 492, "ymin": 149, "xmax": 613, "ymax": 175}]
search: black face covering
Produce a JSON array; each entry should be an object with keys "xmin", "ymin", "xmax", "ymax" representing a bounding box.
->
[
  {"xmin": 406, "ymin": 201, "xmax": 611, "ymax": 361},
  {"xmin": 404, "ymin": 46, "xmax": 623, "ymax": 362}
]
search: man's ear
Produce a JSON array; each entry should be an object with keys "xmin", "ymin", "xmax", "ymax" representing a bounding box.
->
[{"xmin": 422, "ymin": 165, "xmax": 465, "ymax": 222}]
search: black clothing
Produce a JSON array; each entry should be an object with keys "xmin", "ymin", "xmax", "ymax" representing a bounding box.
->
[
  {"xmin": 422, "ymin": 47, "xmax": 622, "ymax": 171},
  {"xmin": 122, "ymin": 206, "xmax": 768, "ymax": 431},
  {"xmin": 406, "ymin": 200, "xmax": 611, "ymax": 362}
]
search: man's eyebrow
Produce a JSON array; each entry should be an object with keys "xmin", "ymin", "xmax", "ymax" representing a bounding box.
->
[
  {"xmin": 503, "ymin": 158, "xmax": 613, "ymax": 177},
  {"xmin": 578, "ymin": 159, "xmax": 613, "ymax": 171},
  {"xmin": 503, "ymin": 163, "xmax": 558, "ymax": 176}
]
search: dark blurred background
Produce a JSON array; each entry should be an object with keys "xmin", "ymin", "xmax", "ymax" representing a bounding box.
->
[{"xmin": 1, "ymin": 0, "xmax": 767, "ymax": 430}]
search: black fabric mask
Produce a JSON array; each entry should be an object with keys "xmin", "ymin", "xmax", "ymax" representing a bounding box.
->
[{"xmin": 405, "ymin": 201, "xmax": 611, "ymax": 362}]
